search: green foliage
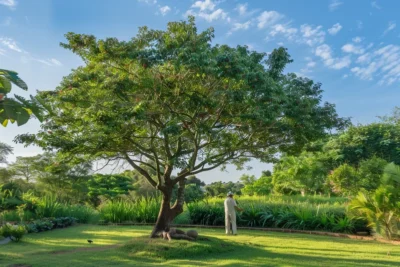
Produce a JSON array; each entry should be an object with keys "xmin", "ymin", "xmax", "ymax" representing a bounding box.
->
[
  {"xmin": 204, "ymin": 181, "xmax": 243, "ymax": 197},
  {"xmin": 349, "ymin": 188, "xmax": 399, "ymax": 239},
  {"xmin": 242, "ymin": 175, "xmax": 273, "ymax": 196},
  {"xmin": 358, "ymin": 156, "xmax": 388, "ymax": 191},
  {"xmin": 0, "ymin": 223, "xmax": 26, "ymax": 242},
  {"xmin": 87, "ymin": 174, "xmax": 134, "ymax": 205},
  {"xmin": 99, "ymin": 197, "xmax": 160, "ymax": 223},
  {"xmin": 186, "ymin": 196, "xmax": 363, "ymax": 233},
  {"xmin": 325, "ymin": 123, "xmax": 400, "ymax": 166},
  {"xmin": 183, "ymin": 184, "xmax": 204, "ymax": 203},
  {"xmin": 0, "ymin": 69, "xmax": 43, "ymax": 127},
  {"xmin": 328, "ymin": 164, "xmax": 360, "ymax": 196},
  {"xmin": 272, "ymin": 152, "xmax": 330, "ymax": 195},
  {"xmin": 25, "ymin": 217, "xmax": 77, "ymax": 233},
  {"xmin": 350, "ymin": 163, "xmax": 400, "ymax": 240}
]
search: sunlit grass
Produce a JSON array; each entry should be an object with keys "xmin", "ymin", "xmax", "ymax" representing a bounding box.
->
[{"xmin": 1, "ymin": 225, "xmax": 399, "ymax": 267}]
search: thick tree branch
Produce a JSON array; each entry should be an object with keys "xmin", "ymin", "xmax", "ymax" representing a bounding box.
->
[{"xmin": 124, "ymin": 153, "xmax": 157, "ymax": 188}]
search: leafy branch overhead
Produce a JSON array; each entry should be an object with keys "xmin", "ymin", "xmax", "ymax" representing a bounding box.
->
[{"xmin": 0, "ymin": 69, "xmax": 43, "ymax": 127}]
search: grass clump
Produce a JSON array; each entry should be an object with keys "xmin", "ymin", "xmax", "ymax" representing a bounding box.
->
[{"xmin": 122, "ymin": 236, "xmax": 238, "ymax": 260}]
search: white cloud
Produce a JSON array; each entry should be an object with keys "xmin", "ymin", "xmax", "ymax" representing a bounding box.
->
[
  {"xmin": 300, "ymin": 24, "xmax": 325, "ymax": 46},
  {"xmin": 300, "ymin": 57, "xmax": 317, "ymax": 74},
  {"xmin": 192, "ymin": 0, "xmax": 215, "ymax": 11},
  {"xmin": 343, "ymin": 74, "xmax": 349, "ymax": 78},
  {"xmin": 328, "ymin": 23, "xmax": 342, "ymax": 35},
  {"xmin": 0, "ymin": 0, "xmax": 16, "ymax": 9},
  {"xmin": 33, "ymin": 58, "xmax": 63, "ymax": 67},
  {"xmin": 350, "ymin": 44, "xmax": 400, "ymax": 84},
  {"xmin": 356, "ymin": 53, "xmax": 371, "ymax": 64},
  {"xmin": 315, "ymin": 44, "xmax": 351, "ymax": 70},
  {"xmin": 0, "ymin": 37, "xmax": 22, "ymax": 52},
  {"xmin": 159, "ymin": 5, "xmax": 171, "ymax": 16},
  {"xmin": 198, "ymin": 8, "xmax": 229, "ymax": 22},
  {"xmin": 329, "ymin": 0, "xmax": 343, "ymax": 11},
  {"xmin": 330, "ymin": 57, "xmax": 351, "ymax": 69},
  {"xmin": 186, "ymin": 0, "xmax": 230, "ymax": 23},
  {"xmin": 315, "ymin": 44, "xmax": 332, "ymax": 61},
  {"xmin": 371, "ymin": 1, "xmax": 381, "ymax": 9},
  {"xmin": 352, "ymin": 36, "xmax": 363, "ymax": 43},
  {"xmin": 266, "ymin": 23, "xmax": 325, "ymax": 47},
  {"xmin": 137, "ymin": 0, "xmax": 157, "ymax": 4},
  {"xmin": 235, "ymin": 3, "xmax": 247, "ymax": 16},
  {"xmin": 228, "ymin": 20, "xmax": 251, "ymax": 35},
  {"xmin": 351, "ymin": 64, "xmax": 377, "ymax": 81},
  {"xmin": 50, "ymin": 58, "xmax": 62, "ymax": 66},
  {"xmin": 269, "ymin": 24, "xmax": 297, "ymax": 40},
  {"xmin": 307, "ymin": 61, "xmax": 316, "ymax": 68},
  {"xmin": 383, "ymin": 21, "xmax": 396, "ymax": 36},
  {"xmin": 0, "ymin": 48, "xmax": 5, "ymax": 56},
  {"xmin": 342, "ymin": 43, "xmax": 365, "ymax": 54},
  {"xmin": 357, "ymin": 20, "xmax": 363, "ymax": 29},
  {"xmin": 257, "ymin": 11, "xmax": 283, "ymax": 29}
]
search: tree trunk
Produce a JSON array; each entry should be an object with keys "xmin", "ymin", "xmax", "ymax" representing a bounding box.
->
[
  {"xmin": 150, "ymin": 180, "xmax": 186, "ymax": 238},
  {"xmin": 150, "ymin": 194, "xmax": 174, "ymax": 238}
]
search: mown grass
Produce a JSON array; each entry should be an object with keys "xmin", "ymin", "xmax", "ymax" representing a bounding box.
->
[{"xmin": 1, "ymin": 225, "xmax": 399, "ymax": 267}]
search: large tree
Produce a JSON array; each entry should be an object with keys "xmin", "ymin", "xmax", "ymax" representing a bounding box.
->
[{"xmin": 16, "ymin": 18, "xmax": 347, "ymax": 237}]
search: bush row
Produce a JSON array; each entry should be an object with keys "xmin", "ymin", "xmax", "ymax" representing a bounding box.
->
[
  {"xmin": 25, "ymin": 217, "xmax": 77, "ymax": 233},
  {"xmin": 186, "ymin": 201, "xmax": 368, "ymax": 234},
  {"xmin": 0, "ymin": 202, "xmax": 98, "ymax": 224},
  {"xmin": 1, "ymin": 195, "xmax": 369, "ymax": 234},
  {"xmin": 0, "ymin": 216, "xmax": 77, "ymax": 242}
]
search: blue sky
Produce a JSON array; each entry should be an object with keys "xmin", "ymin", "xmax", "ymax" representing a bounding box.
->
[{"xmin": 0, "ymin": 0, "xmax": 399, "ymax": 183}]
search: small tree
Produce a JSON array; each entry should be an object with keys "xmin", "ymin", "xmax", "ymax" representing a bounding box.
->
[
  {"xmin": 88, "ymin": 174, "xmax": 134, "ymax": 205},
  {"xmin": 328, "ymin": 164, "xmax": 360, "ymax": 196},
  {"xmin": 16, "ymin": 18, "xmax": 347, "ymax": 237},
  {"xmin": 350, "ymin": 163, "xmax": 400, "ymax": 240}
]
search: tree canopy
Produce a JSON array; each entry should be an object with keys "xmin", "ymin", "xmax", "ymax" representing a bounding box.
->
[{"xmin": 16, "ymin": 17, "xmax": 347, "ymax": 236}]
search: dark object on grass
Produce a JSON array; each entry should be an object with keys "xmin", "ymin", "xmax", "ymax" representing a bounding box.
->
[
  {"xmin": 186, "ymin": 230, "xmax": 198, "ymax": 239},
  {"xmin": 160, "ymin": 228, "xmax": 197, "ymax": 241},
  {"xmin": 87, "ymin": 240, "xmax": 93, "ymax": 244}
]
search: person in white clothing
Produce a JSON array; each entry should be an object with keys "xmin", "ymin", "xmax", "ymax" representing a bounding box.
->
[{"xmin": 224, "ymin": 191, "xmax": 243, "ymax": 235}]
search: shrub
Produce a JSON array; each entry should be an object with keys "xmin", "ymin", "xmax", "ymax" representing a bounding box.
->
[
  {"xmin": 0, "ymin": 223, "xmax": 26, "ymax": 242},
  {"xmin": 99, "ymin": 197, "xmax": 160, "ymax": 223},
  {"xmin": 349, "ymin": 187, "xmax": 399, "ymax": 239},
  {"xmin": 25, "ymin": 217, "xmax": 77, "ymax": 233}
]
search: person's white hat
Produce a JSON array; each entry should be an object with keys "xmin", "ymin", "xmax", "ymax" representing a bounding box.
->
[{"xmin": 227, "ymin": 191, "xmax": 234, "ymax": 196}]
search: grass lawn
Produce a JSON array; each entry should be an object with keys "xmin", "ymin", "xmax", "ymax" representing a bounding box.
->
[{"xmin": 1, "ymin": 225, "xmax": 399, "ymax": 267}]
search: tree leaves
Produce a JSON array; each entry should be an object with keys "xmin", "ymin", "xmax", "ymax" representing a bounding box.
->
[
  {"xmin": 0, "ymin": 69, "xmax": 43, "ymax": 127},
  {"xmin": 0, "ymin": 69, "xmax": 28, "ymax": 90},
  {"xmin": 0, "ymin": 76, "xmax": 12, "ymax": 94}
]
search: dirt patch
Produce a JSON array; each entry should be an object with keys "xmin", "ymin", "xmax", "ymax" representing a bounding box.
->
[{"xmin": 50, "ymin": 244, "xmax": 122, "ymax": 255}]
